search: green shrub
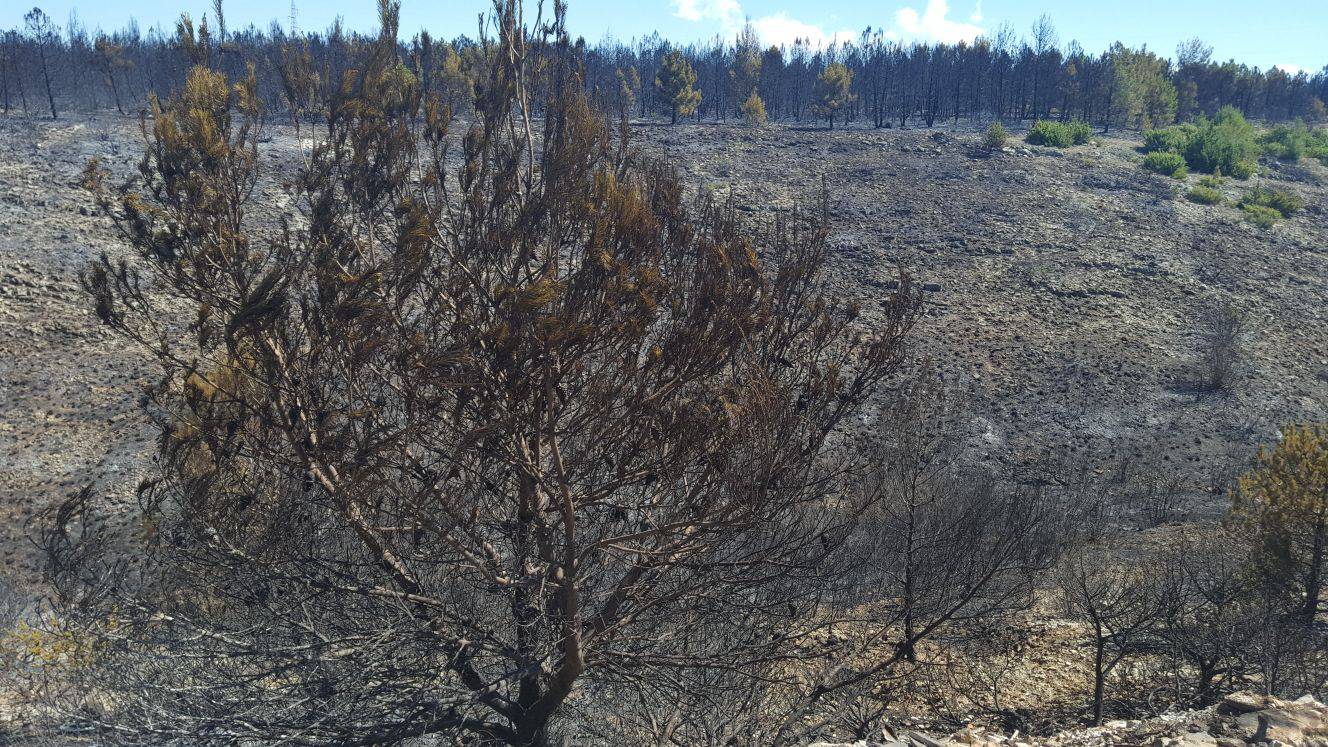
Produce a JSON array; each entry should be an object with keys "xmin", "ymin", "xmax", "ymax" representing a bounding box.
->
[
  {"xmin": 1228, "ymin": 161, "xmax": 1256, "ymax": 179},
  {"xmin": 1143, "ymin": 123, "xmax": 1198, "ymax": 154},
  {"xmin": 1186, "ymin": 185, "xmax": 1223, "ymax": 204},
  {"xmin": 1261, "ymin": 123, "xmax": 1308, "ymax": 161},
  {"xmin": 740, "ymin": 89, "xmax": 767, "ymax": 127},
  {"xmin": 1066, "ymin": 120, "xmax": 1093, "ymax": 145},
  {"xmin": 983, "ymin": 122, "xmax": 1008, "ymax": 152},
  {"xmin": 1259, "ymin": 121, "xmax": 1328, "ymax": 162},
  {"xmin": 1143, "ymin": 151, "xmax": 1188, "ymax": 178},
  {"xmin": 1241, "ymin": 204, "xmax": 1280, "ymax": 228},
  {"xmin": 1197, "ymin": 174, "xmax": 1226, "ymax": 189},
  {"xmin": 1184, "ymin": 107, "xmax": 1259, "ymax": 178},
  {"xmin": 1026, "ymin": 119, "xmax": 1093, "ymax": 148},
  {"xmin": 1026, "ymin": 120, "xmax": 1068, "ymax": 147},
  {"xmin": 1237, "ymin": 186, "xmax": 1304, "ymax": 218}
]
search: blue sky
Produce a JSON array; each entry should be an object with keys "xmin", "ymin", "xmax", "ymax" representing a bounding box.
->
[{"xmin": 5, "ymin": 0, "xmax": 1325, "ymax": 74}]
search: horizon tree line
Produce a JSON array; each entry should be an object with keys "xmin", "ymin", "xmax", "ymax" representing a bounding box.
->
[{"xmin": 0, "ymin": 3, "xmax": 1325, "ymax": 131}]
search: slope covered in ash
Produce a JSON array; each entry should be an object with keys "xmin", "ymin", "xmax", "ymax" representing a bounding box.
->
[
  {"xmin": 635, "ymin": 120, "xmax": 1328, "ymax": 494},
  {"xmin": 1, "ymin": 114, "xmax": 1326, "ymax": 585}
]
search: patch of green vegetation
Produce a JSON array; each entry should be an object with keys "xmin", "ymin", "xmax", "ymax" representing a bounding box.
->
[
  {"xmin": 1184, "ymin": 107, "xmax": 1259, "ymax": 179},
  {"xmin": 1259, "ymin": 121, "xmax": 1328, "ymax": 163},
  {"xmin": 983, "ymin": 122, "xmax": 1009, "ymax": 152},
  {"xmin": 1241, "ymin": 204, "xmax": 1280, "ymax": 228},
  {"xmin": 1069, "ymin": 121, "xmax": 1095, "ymax": 146},
  {"xmin": 1237, "ymin": 186, "xmax": 1304, "ymax": 218},
  {"xmin": 1143, "ymin": 123, "xmax": 1198, "ymax": 154},
  {"xmin": 1197, "ymin": 174, "xmax": 1226, "ymax": 189},
  {"xmin": 1026, "ymin": 119, "xmax": 1093, "ymax": 148},
  {"xmin": 1186, "ymin": 185, "xmax": 1223, "ymax": 205},
  {"xmin": 1143, "ymin": 108, "xmax": 1259, "ymax": 178},
  {"xmin": 1142, "ymin": 151, "xmax": 1188, "ymax": 178}
]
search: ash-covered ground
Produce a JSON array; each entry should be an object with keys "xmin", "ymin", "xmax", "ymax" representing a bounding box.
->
[{"xmin": 2, "ymin": 113, "xmax": 1327, "ymax": 585}]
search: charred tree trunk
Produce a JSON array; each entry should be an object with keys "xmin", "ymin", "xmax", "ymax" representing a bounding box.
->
[
  {"xmin": 1304, "ymin": 516, "xmax": 1326, "ymax": 622},
  {"xmin": 9, "ymin": 39, "xmax": 28, "ymax": 114},
  {"xmin": 37, "ymin": 44, "xmax": 56, "ymax": 119}
]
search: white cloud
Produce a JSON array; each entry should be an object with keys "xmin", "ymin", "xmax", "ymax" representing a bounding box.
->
[
  {"xmin": 670, "ymin": 0, "xmax": 984, "ymax": 48},
  {"xmin": 752, "ymin": 12, "xmax": 855, "ymax": 47},
  {"xmin": 672, "ymin": 0, "xmax": 742, "ymax": 26},
  {"xmin": 672, "ymin": 0, "xmax": 854, "ymax": 48},
  {"xmin": 889, "ymin": 0, "xmax": 984, "ymax": 44},
  {"xmin": 1274, "ymin": 63, "xmax": 1307, "ymax": 76}
]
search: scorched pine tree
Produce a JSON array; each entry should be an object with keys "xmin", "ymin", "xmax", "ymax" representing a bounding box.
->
[{"xmin": 52, "ymin": 0, "xmax": 920, "ymax": 744}]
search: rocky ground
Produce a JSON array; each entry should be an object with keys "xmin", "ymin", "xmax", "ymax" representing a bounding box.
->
[
  {"xmin": 1, "ymin": 112, "xmax": 1326, "ymax": 741},
  {"xmin": 813, "ymin": 691, "xmax": 1328, "ymax": 746},
  {"xmin": 0, "ymin": 116, "xmax": 153, "ymax": 586},
  {"xmin": 633, "ymin": 119, "xmax": 1328, "ymax": 477}
]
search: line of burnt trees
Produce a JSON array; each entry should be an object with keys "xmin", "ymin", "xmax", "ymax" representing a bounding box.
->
[
  {"xmin": 455, "ymin": 28, "xmax": 1328, "ymax": 132},
  {"xmin": 1, "ymin": 4, "xmax": 1325, "ymax": 130}
]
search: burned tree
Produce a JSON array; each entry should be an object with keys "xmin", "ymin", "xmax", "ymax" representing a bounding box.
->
[
  {"xmin": 93, "ymin": 35, "xmax": 131, "ymax": 114},
  {"xmin": 855, "ymin": 371, "xmax": 1055, "ymax": 663},
  {"xmin": 813, "ymin": 62, "xmax": 854, "ymax": 130},
  {"xmin": 1155, "ymin": 531, "xmax": 1263, "ymax": 705},
  {"xmin": 654, "ymin": 49, "xmax": 700, "ymax": 124},
  {"xmin": 50, "ymin": 0, "xmax": 919, "ymax": 744},
  {"xmin": 0, "ymin": 30, "xmax": 19, "ymax": 113},
  {"xmin": 1058, "ymin": 548, "xmax": 1163, "ymax": 724},
  {"xmin": 23, "ymin": 7, "xmax": 57, "ymax": 119},
  {"xmin": 742, "ymin": 372, "xmax": 1062, "ymax": 742},
  {"xmin": 1196, "ymin": 302, "xmax": 1245, "ymax": 392}
]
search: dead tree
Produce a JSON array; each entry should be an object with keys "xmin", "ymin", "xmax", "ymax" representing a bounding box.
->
[
  {"xmin": 1058, "ymin": 548, "xmax": 1163, "ymax": 724},
  {"xmin": 0, "ymin": 32, "xmax": 12, "ymax": 113},
  {"xmin": 93, "ymin": 35, "xmax": 130, "ymax": 114},
  {"xmin": 1155, "ymin": 530, "xmax": 1263, "ymax": 704},
  {"xmin": 855, "ymin": 370, "xmax": 1051, "ymax": 662},
  {"xmin": 757, "ymin": 372, "xmax": 1061, "ymax": 743},
  {"xmin": 4, "ymin": 30, "xmax": 31, "ymax": 115},
  {"xmin": 1196, "ymin": 302, "xmax": 1245, "ymax": 392},
  {"xmin": 47, "ymin": 1, "xmax": 920, "ymax": 744},
  {"xmin": 23, "ymin": 8, "xmax": 57, "ymax": 119},
  {"xmin": 0, "ymin": 572, "xmax": 26, "ymax": 714}
]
